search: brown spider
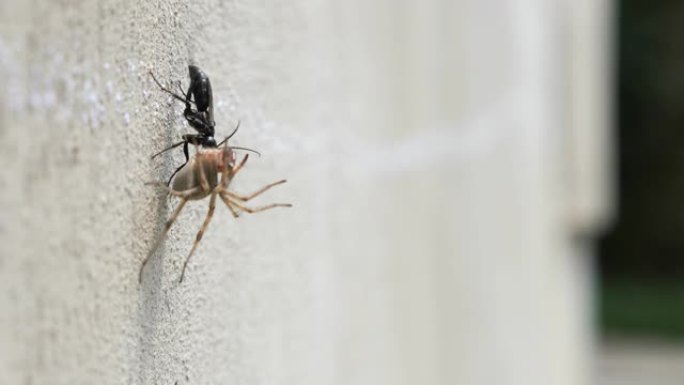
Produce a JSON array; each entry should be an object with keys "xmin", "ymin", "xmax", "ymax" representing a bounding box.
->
[{"xmin": 139, "ymin": 138, "xmax": 291, "ymax": 283}]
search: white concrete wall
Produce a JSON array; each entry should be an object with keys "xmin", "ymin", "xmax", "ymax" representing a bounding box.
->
[{"xmin": 0, "ymin": 1, "xmax": 612, "ymax": 384}]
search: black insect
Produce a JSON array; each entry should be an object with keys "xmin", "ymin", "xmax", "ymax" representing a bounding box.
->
[{"xmin": 150, "ymin": 65, "xmax": 225, "ymax": 184}]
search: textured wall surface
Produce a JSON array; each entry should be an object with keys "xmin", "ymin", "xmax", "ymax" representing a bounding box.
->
[{"xmin": 0, "ymin": 1, "xmax": 612, "ymax": 384}]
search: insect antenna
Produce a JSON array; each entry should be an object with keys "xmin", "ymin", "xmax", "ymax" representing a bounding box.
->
[
  {"xmin": 229, "ymin": 146, "xmax": 261, "ymax": 157},
  {"xmin": 216, "ymin": 122, "xmax": 260, "ymax": 156},
  {"xmin": 217, "ymin": 121, "xmax": 241, "ymax": 147}
]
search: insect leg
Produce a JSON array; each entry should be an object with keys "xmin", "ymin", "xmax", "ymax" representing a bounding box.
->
[
  {"xmin": 151, "ymin": 140, "xmax": 186, "ymax": 159},
  {"xmin": 164, "ymin": 141, "xmax": 191, "ymax": 186},
  {"xmin": 149, "ymin": 71, "xmax": 195, "ymax": 105},
  {"xmin": 183, "ymin": 140, "xmax": 190, "ymax": 161},
  {"xmin": 176, "ymin": 80, "xmax": 185, "ymax": 99},
  {"xmin": 225, "ymin": 179, "xmax": 287, "ymax": 202},
  {"xmin": 140, "ymin": 198, "xmax": 189, "ymax": 283},
  {"xmin": 167, "ymin": 162, "xmax": 187, "ymax": 186},
  {"xmin": 179, "ymin": 192, "xmax": 218, "ymax": 283}
]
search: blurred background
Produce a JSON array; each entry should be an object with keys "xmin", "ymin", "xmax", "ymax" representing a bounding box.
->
[
  {"xmin": 601, "ymin": 0, "xmax": 684, "ymax": 335},
  {"xmin": 0, "ymin": 0, "xmax": 682, "ymax": 384},
  {"xmin": 597, "ymin": 0, "xmax": 684, "ymax": 382}
]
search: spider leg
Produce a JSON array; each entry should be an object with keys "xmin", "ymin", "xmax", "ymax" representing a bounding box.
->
[
  {"xmin": 219, "ymin": 193, "xmax": 240, "ymax": 218},
  {"xmin": 220, "ymin": 153, "xmax": 247, "ymax": 188},
  {"xmin": 179, "ymin": 192, "xmax": 218, "ymax": 283},
  {"xmin": 219, "ymin": 150, "xmax": 239, "ymax": 187},
  {"xmin": 226, "ymin": 179, "xmax": 287, "ymax": 202},
  {"xmin": 230, "ymin": 154, "xmax": 249, "ymax": 179},
  {"xmin": 145, "ymin": 182, "xmax": 201, "ymax": 199},
  {"xmin": 140, "ymin": 199, "xmax": 189, "ymax": 283},
  {"xmin": 221, "ymin": 193, "xmax": 292, "ymax": 214}
]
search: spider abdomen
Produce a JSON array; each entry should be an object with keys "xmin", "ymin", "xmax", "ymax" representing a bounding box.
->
[{"xmin": 171, "ymin": 156, "xmax": 219, "ymax": 200}]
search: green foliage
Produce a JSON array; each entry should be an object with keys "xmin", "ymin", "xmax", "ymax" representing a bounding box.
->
[{"xmin": 602, "ymin": 279, "xmax": 684, "ymax": 338}]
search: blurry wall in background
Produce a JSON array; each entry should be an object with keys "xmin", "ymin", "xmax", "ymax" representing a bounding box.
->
[{"xmin": 0, "ymin": 0, "xmax": 612, "ymax": 384}]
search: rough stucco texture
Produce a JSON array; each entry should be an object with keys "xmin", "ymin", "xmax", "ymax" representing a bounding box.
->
[{"xmin": 0, "ymin": 0, "xmax": 610, "ymax": 384}]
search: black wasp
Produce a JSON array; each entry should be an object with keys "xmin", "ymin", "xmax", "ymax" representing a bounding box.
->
[{"xmin": 149, "ymin": 65, "xmax": 257, "ymax": 184}]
